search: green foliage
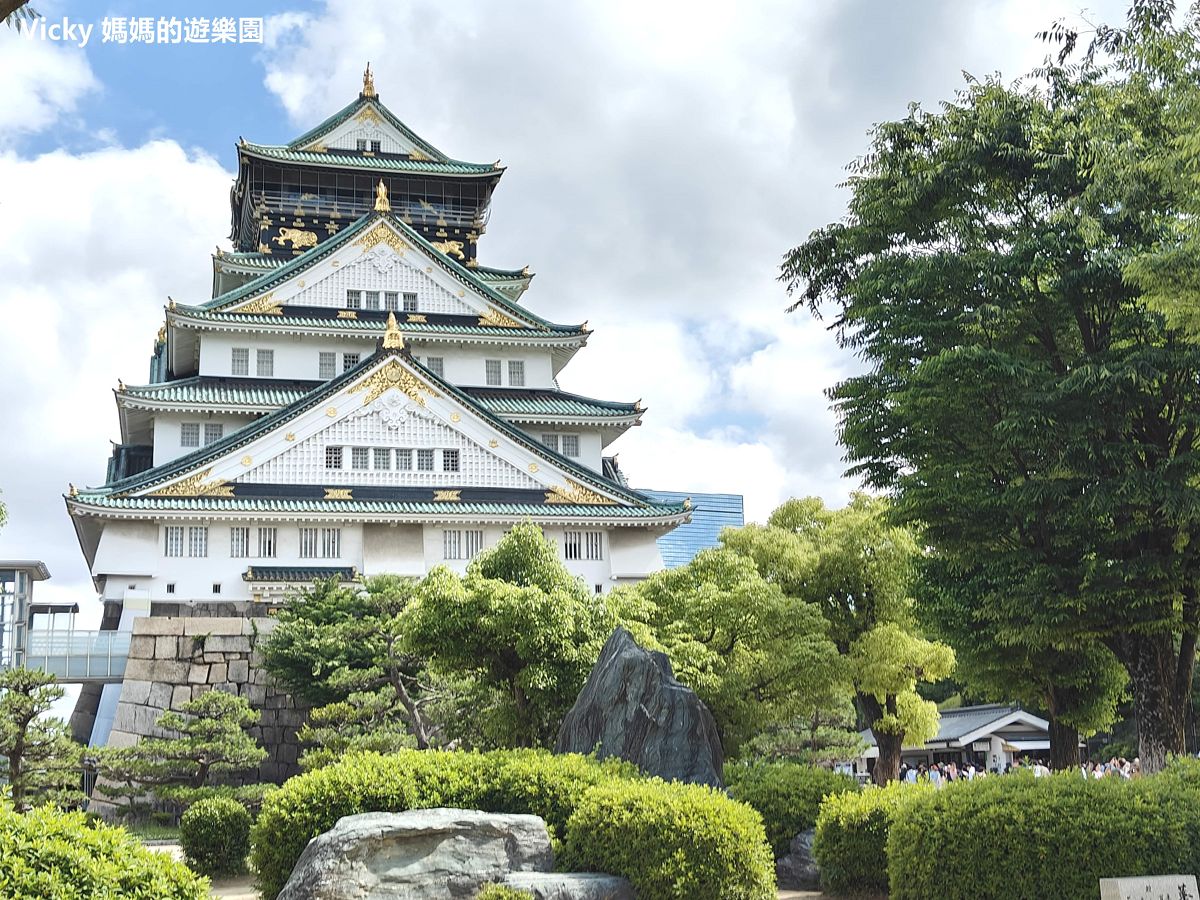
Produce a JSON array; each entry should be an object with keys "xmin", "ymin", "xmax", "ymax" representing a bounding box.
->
[
  {"xmin": 404, "ymin": 523, "xmax": 622, "ymax": 748},
  {"xmin": 0, "ymin": 803, "xmax": 208, "ymax": 898},
  {"xmin": 887, "ymin": 774, "xmax": 1200, "ymax": 899},
  {"xmin": 250, "ymin": 749, "xmax": 638, "ymax": 900},
  {"xmin": 738, "ymin": 708, "xmax": 867, "ymax": 769},
  {"xmin": 475, "ymin": 887, "xmax": 533, "ymax": 900},
  {"xmin": 0, "ymin": 668, "xmax": 84, "ymax": 811},
  {"xmin": 726, "ymin": 760, "xmax": 859, "ymax": 857},
  {"xmin": 179, "ymin": 796, "xmax": 250, "ymax": 878},
  {"xmin": 617, "ymin": 547, "xmax": 844, "ymax": 757},
  {"xmin": 560, "ymin": 778, "xmax": 775, "ymax": 900},
  {"xmin": 814, "ymin": 782, "xmax": 925, "ymax": 895}
]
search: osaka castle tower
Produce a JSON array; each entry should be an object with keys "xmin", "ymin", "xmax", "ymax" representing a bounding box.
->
[{"xmin": 65, "ymin": 67, "xmax": 690, "ymax": 675}]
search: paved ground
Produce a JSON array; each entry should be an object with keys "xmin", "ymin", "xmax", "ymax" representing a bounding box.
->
[{"xmin": 778, "ymin": 892, "xmax": 826, "ymax": 899}]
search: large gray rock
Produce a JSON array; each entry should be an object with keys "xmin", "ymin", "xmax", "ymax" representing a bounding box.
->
[
  {"xmin": 775, "ymin": 828, "xmax": 820, "ymax": 891},
  {"xmin": 501, "ymin": 872, "xmax": 636, "ymax": 899},
  {"xmin": 555, "ymin": 626, "xmax": 724, "ymax": 787},
  {"xmin": 277, "ymin": 808, "xmax": 553, "ymax": 900}
]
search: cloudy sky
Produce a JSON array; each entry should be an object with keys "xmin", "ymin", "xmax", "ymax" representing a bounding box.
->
[{"xmin": 0, "ymin": 0, "xmax": 1128, "ymax": 610}]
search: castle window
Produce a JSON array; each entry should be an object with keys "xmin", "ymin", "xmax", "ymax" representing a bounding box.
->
[
  {"xmin": 508, "ymin": 360, "xmax": 525, "ymax": 387},
  {"xmin": 319, "ymin": 351, "xmax": 336, "ymax": 379},
  {"xmin": 356, "ymin": 139, "xmax": 367, "ymax": 151},
  {"xmin": 230, "ymin": 526, "xmax": 250, "ymax": 558},
  {"xmin": 585, "ymin": 532, "xmax": 604, "ymax": 560},
  {"xmin": 231, "ymin": 347, "xmax": 250, "ymax": 376},
  {"xmin": 374, "ymin": 448, "xmax": 391, "ymax": 470},
  {"xmin": 485, "ymin": 359, "xmax": 502, "ymax": 386},
  {"xmin": 212, "ymin": 583, "xmax": 222, "ymax": 595},
  {"xmin": 442, "ymin": 449, "xmax": 460, "ymax": 473},
  {"xmin": 384, "ymin": 291, "xmax": 399, "ymax": 311},
  {"xmin": 426, "ymin": 357, "xmax": 444, "ymax": 378},
  {"xmin": 346, "ymin": 290, "xmax": 362, "ymax": 310},
  {"xmin": 364, "ymin": 290, "xmax": 380, "ymax": 311},
  {"xmin": 418, "ymin": 449, "xmax": 435, "ymax": 471},
  {"xmin": 180, "ymin": 423, "xmax": 200, "ymax": 448},
  {"xmin": 325, "ymin": 446, "xmax": 343, "ymax": 469},
  {"xmin": 258, "ymin": 527, "xmax": 277, "ymax": 558},
  {"xmin": 562, "ymin": 435, "xmax": 580, "ymax": 458},
  {"xmin": 403, "ymin": 292, "xmax": 418, "ymax": 312},
  {"xmin": 564, "ymin": 531, "xmax": 581, "ymax": 561},
  {"xmin": 443, "ymin": 530, "xmax": 462, "ymax": 560},
  {"xmin": 564, "ymin": 531, "xmax": 603, "ymax": 561},
  {"xmin": 164, "ymin": 526, "xmax": 184, "ymax": 557},
  {"xmin": 188, "ymin": 526, "xmax": 209, "ymax": 558},
  {"xmin": 343, "ymin": 352, "xmax": 360, "ymax": 372},
  {"xmin": 166, "ymin": 583, "xmax": 176, "ymax": 594},
  {"xmin": 351, "ymin": 447, "xmax": 369, "ymax": 470},
  {"xmin": 203, "ymin": 423, "xmax": 224, "ymax": 445},
  {"xmin": 321, "ymin": 527, "xmax": 341, "ymax": 558},
  {"xmin": 466, "ymin": 530, "xmax": 484, "ymax": 559},
  {"xmin": 540, "ymin": 434, "xmax": 559, "ymax": 453},
  {"xmin": 371, "ymin": 140, "xmax": 382, "ymax": 153},
  {"xmin": 396, "ymin": 449, "xmax": 413, "ymax": 470},
  {"xmin": 256, "ymin": 349, "xmax": 274, "ymax": 377}
]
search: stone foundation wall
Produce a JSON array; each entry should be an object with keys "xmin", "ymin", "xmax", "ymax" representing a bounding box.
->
[{"xmin": 106, "ymin": 615, "xmax": 306, "ymax": 784}]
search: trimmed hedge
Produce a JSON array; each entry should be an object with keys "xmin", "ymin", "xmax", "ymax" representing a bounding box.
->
[
  {"xmin": 813, "ymin": 782, "xmax": 925, "ymax": 894},
  {"xmin": 561, "ymin": 778, "xmax": 775, "ymax": 900},
  {"xmin": 887, "ymin": 774, "xmax": 1200, "ymax": 899},
  {"xmin": 0, "ymin": 804, "xmax": 208, "ymax": 898},
  {"xmin": 726, "ymin": 761, "xmax": 859, "ymax": 857},
  {"xmin": 180, "ymin": 796, "xmax": 251, "ymax": 877},
  {"xmin": 475, "ymin": 887, "xmax": 534, "ymax": 900},
  {"xmin": 251, "ymin": 749, "xmax": 637, "ymax": 899}
]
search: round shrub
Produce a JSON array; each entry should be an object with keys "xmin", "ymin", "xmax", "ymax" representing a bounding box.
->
[
  {"xmin": 251, "ymin": 749, "xmax": 636, "ymax": 900},
  {"xmin": 887, "ymin": 774, "xmax": 1200, "ymax": 900},
  {"xmin": 0, "ymin": 804, "xmax": 207, "ymax": 898},
  {"xmin": 727, "ymin": 760, "xmax": 859, "ymax": 857},
  {"xmin": 180, "ymin": 796, "xmax": 251, "ymax": 877},
  {"xmin": 561, "ymin": 779, "xmax": 776, "ymax": 900},
  {"xmin": 813, "ymin": 781, "xmax": 925, "ymax": 894}
]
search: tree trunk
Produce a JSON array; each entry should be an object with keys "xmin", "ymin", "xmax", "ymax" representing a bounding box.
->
[
  {"xmin": 1121, "ymin": 632, "xmax": 1191, "ymax": 774},
  {"xmin": 1048, "ymin": 715, "xmax": 1079, "ymax": 770},
  {"xmin": 858, "ymin": 692, "xmax": 902, "ymax": 785}
]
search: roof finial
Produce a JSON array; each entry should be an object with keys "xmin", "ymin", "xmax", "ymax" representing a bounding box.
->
[
  {"xmin": 362, "ymin": 62, "xmax": 376, "ymax": 98},
  {"xmin": 374, "ymin": 179, "xmax": 391, "ymax": 212},
  {"xmin": 383, "ymin": 312, "xmax": 405, "ymax": 349}
]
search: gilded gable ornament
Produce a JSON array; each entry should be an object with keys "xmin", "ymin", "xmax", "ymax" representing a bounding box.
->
[
  {"xmin": 356, "ymin": 105, "xmax": 383, "ymax": 126},
  {"xmin": 478, "ymin": 308, "xmax": 523, "ymax": 329},
  {"xmin": 274, "ymin": 228, "xmax": 317, "ymax": 250},
  {"xmin": 383, "ymin": 312, "xmax": 405, "ymax": 349},
  {"xmin": 354, "ymin": 223, "xmax": 411, "ymax": 255},
  {"xmin": 233, "ymin": 293, "xmax": 282, "ymax": 315},
  {"xmin": 350, "ymin": 358, "xmax": 438, "ymax": 408},
  {"xmin": 431, "ymin": 240, "xmax": 465, "ymax": 260},
  {"xmin": 545, "ymin": 480, "xmax": 617, "ymax": 506},
  {"xmin": 374, "ymin": 179, "xmax": 391, "ymax": 212},
  {"xmin": 147, "ymin": 468, "xmax": 235, "ymax": 498},
  {"xmin": 362, "ymin": 62, "xmax": 376, "ymax": 98}
]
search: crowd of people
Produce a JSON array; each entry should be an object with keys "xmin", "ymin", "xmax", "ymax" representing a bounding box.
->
[{"xmin": 897, "ymin": 755, "xmax": 1140, "ymax": 784}]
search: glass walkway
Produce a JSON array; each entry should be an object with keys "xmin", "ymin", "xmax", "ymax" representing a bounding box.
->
[{"xmin": 21, "ymin": 630, "xmax": 130, "ymax": 683}]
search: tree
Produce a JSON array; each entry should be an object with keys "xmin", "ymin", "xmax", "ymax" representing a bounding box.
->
[
  {"xmin": 782, "ymin": 42, "xmax": 1200, "ymax": 771},
  {"xmin": 0, "ymin": 668, "xmax": 83, "ymax": 811},
  {"xmin": 403, "ymin": 523, "xmax": 621, "ymax": 748},
  {"xmin": 96, "ymin": 692, "xmax": 265, "ymax": 816},
  {"xmin": 722, "ymin": 496, "xmax": 954, "ymax": 784},
  {"xmin": 617, "ymin": 547, "xmax": 845, "ymax": 759}
]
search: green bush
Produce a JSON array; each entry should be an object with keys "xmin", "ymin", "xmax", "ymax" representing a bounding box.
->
[
  {"xmin": 561, "ymin": 779, "xmax": 776, "ymax": 900},
  {"xmin": 180, "ymin": 796, "xmax": 251, "ymax": 877},
  {"xmin": 727, "ymin": 760, "xmax": 859, "ymax": 856},
  {"xmin": 475, "ymin": 886, "xmax": 534, "ymax": 899},
  {"xmin": 251, "ymin": 749, "xmax": 636, "ymax": 900},
  {"xmin": 814, "ymin": 781, "xmax": 924, "ymax": 895},
  {"xmin": 0, "ymin": 803, "xmax": 208, "ymax": 898},
  {"xmin": 887, "ymin": 774, "xmax": 1200, "ymax": 899}
]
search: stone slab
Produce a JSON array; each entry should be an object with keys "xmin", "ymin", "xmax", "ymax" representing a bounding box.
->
[
  {"xmin": 501, "ymin": 873, "xmax": 636, "ymax": 900},
  {"xmin": 1100, "ymin": 875, "xmax": 1200, "ymax": 900}
]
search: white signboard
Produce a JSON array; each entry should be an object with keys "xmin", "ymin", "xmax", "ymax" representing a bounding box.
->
[{"xmin": 1099, "ymin": 875, "xmax": 1199, "ymax": 900}]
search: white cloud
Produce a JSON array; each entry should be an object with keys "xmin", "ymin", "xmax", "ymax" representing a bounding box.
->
[{"xmin": 0, "ymin": 29, "xmax": 97, "ymax": 144}]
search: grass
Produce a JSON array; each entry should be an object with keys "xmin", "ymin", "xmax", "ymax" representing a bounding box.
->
[{"xmin": 125, "ymin": 822, "xmax": 181, "ymax": 842}]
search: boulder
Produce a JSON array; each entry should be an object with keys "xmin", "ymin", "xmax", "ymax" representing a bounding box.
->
[
  {"xmin": 555, "ymin": 626, "xmax": 724, "ymax": 787},
  {"xmin": 277, "ymin": 808, "xmax": 553, "ymax": 900},
  {"xmin": 775, "ymin": 828, "xmax": 820, "ymax": 891},
  {"xmin": 500, "ymin": 872, "xmax": 636, "ymax": 900}
]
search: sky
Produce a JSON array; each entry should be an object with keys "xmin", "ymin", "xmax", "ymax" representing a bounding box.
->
[{"xmin": 0, "ymin": 0, "xmax": 1130, "ymax": 613}]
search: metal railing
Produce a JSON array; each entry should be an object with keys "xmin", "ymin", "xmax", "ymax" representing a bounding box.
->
[{"xmin": 22, "ymin": 630, "xmax": 130, "ymax": 682}]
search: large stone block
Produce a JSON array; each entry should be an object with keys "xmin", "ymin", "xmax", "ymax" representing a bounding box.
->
[
  {"xmin": 133, "ymin": 617, "xmax": 184, "ymax": 636},
  {"xmin": 556, "ymin": 626, "xmax": 725, "ymax": 787},
  {"xmin": 120, "ymin": 680, "xmax": 152, "ymax": 706},
  {"xmin": 121, "ymin": 657, "xmax": 155, "ymax": 682},
  {"xmin": 207, "ymin": 663, "xmax": 228, "ymax": 683},
  {"xmin": 206, "ymin": 635, "xmax": 251, "ymax": 655},
  {"xmin": 187, "ymin": 664, "xmax": 210, "ymax": 684},
  {"xmin": 501, "ymin": 873, "xmax": 636, "ymax": 900},
  {"xmin": 150, "ymin": 659, "xmax": 191, "ymax": 683},
  {"xmin": 227, "ymin": 659, "xmax": 249, "ymax": 683},
  {"xmin": 183, "ymin": 617, "xmax": 242, "ymax": 636},
  {"xmin": 147, "ymin": 681, "xmax": 173, "ymax": 710},
  {"xmin": 172, "ymin": 685, "xmax": 191, "ymax": 709},
  {"xmin": 128, "ymin": 635, "xmax": 155, "ymax": 659},
  {"xmin": 154, "ymin": 636, "xmax": 178, "ymax": 659},
  {"xmin": 277, "ymin": 809, "xmax": 553, "ymax": 900}
]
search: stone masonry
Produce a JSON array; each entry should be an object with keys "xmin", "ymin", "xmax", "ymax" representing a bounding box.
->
[{"xmin": 105, "ymin": 613, "xmax": 307, "ymax": 784}]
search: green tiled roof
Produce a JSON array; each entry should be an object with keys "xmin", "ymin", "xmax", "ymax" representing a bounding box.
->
[
  {"xmin": 285, "ymin": 96, "xmax": 452, "ymax": 163},
  {"xmin": 240, "ymin": 142, "xmax": 498, "ymax": 177},
  {"xmin": 243, "ymin": 566, "xmax": 356, "ymax": 582},
  {"xmin": 215, "ymin": 252, "xmax": 285, "ymax": 271},
  {"xmin": 462, "ymin": 388, "xmax": 639, "ymax": 419},
  {"xmin": 71, "ymin": 495, "xmax": 685, "ymax": 519},
  {"xmin": 473, "ymin": 265, "xmax": 531, "ymax": 283},
  {"xmin": 198, "ymin": 211, "xmax": 570, "ymax": 332},
  {"xmin": 172, "ymin": 307, "xmax": 584, "ymax": 339}
]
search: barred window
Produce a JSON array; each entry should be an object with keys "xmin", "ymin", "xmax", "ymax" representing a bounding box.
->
[
  {"xmin": 540, "ymin": 434, "xmax": 559, "ymax": 453},
  {"xmin": 396, "ymin": 448, "xmax": 413, "ymax": 470},
  {"xmin": 465, "ymin": 530, "xmax": 485, "ymax": 559},
  {"xmin": 231, "ymin": 347, "xmax": 250, "ymax": 376},
  {"xmin": 485, "ymin": 359, "xmax": 502, "ymax": 386},
  {"xmin": 403, "ymin": 292, "xmax": 418, "ymax": 312},
  {"xmin": 326, "ymin": 446, "xmax": 343, "ymax": 469},
  {"xmin": 321, "ymin": 527, "xmax": 341, "ymax": 558},
  {"xmin": 426, "ymin": 357, "xmax": 444, "ymax": 378},
  {"xmin": 256, "ymin": 349, "xmax": 274, "ymax": 377},
  {"xmin": 355, "ymin": 139, "xmax": 367, "ymax": 151},
  {"xmin": 164, "ymin": 526, "xmax": 184, "ymax": 557},
  {"xmin": 508, "ymin": 360, "xmax": 525, "ymax": 386},
  {"xmin": 351, "ymin": 447, "xmax": 369, "ymax": 470},
  {"xmin": 564, "ymin": 530, "xmax": 582, "ymax": 561},
  {"xmin": 343, "ymin": 353, "xmax": 360, "ymax": 372},
  {"xmin": 188, "ymin": 526, "xmax": 208, "ymax": 558},
  {"xmin": 258, "ymin": 527, "xmax": 277, "ymax": 558},
  {"xmin": 180, "ymin": 423, "xmax": 200, "ymax": 447},
  {"xmin": 442, "ymin": 449, "xmax": 460, "ymax": 472},
  {"xmin": 562, "ymin": 434, "xmax": 580, "ymax": 458},
  {"xmin": 364, "ymin": 290, "xmax": 380, "ymax": 311},
  {"xmin": 299, "ymin": 527, "xmax": 318, "ymax": 558},
  {"xmin": 346, "ymin": 290, "xmax": 362, "ymax": 310},
  {"xmin": 230, "ymin": 526, "xmax": 250, "ymax": 558},
  {"xmin": 384, "ymin": 291, "xmax": 399, "ymax": 311},
  {"xmin": 443, "ymin": 529, "xmax": 462, "ymax": 560},
  {"xmin": 319, "ymin": 351, "xmax": 336, "ymax": 379},
  {"xmin": 374, "ymin": 448, "xmax": 392, "ymax": 470},
  {"xmin": 370, "ymin": 140, "xmax": 382, "ymax": 153},
  {"xmin": 585, "ymin": 532, "xmax": 604, "ymax": 560},
  {"xmin": 418, "ymin": 449, "xmax": 435, "ymax": 471},
  {"xmin": 203, "ymin": 423, "xmax": 224, "ymax": 446}
]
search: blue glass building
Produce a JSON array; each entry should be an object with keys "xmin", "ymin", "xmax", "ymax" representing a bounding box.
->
[{"xmin": 639, "ymin": 491, "xmax": 745, "ymax": 568}]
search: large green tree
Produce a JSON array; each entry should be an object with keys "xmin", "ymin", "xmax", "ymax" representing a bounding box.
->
[
  {"xmin": 782, "ymin": 22, "xmax": 1200, "ymax": 771},
  {"xmin": 0, "ymin": 668, "xmax": 83, "ymax": 811},
  {"xmin": 723, "ymin": 496, "xmax": 954, "ymax": 784}
]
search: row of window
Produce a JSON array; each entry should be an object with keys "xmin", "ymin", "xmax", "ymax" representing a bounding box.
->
[
  {"xmin": 325, "ymin": 446, "xmax": 459, "ymax": 472},
  {"xmin": 540, "ymin": 433, "xmax": 580, "ymax": 457},
  {"xmin": 346, "ymin": 289, "xmax": 419, "ymax": 312},
  {"xmin": 354, "ymin": 139, "xmax": 383, "ymax": 153},
  {"xmin": 485, "ymin": 359, "xmax": 524, "ymax": 387},
  {"xmin": 181, "ymin": 422, "xmax": 224, "ymax": 448},
  {"xmin": 164, "ymin": 526, "xmax": 340, "ymax": 559},
  {"xmin": 231, "ymin": 345, "xmax": 524, "ymax": 387},
  {"xmin": 232, "ymin": 347, "xmax": 273, "ymax": 378}
]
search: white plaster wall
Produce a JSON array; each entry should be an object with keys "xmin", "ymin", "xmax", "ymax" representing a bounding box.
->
[
  {"xmin": 92, "ymin": 522, "xmax": 160, "ymax": 576},
  {"xmin": 362, "ymin": 524, "xmax": 425, "ymax": 576},
  {"xmin": 152, "ymin": 412, "xmax": 258, "ymax": 466},
  {"xmin": 608, "ymin": 529, "xmax": 665, "ymax": 580}
]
